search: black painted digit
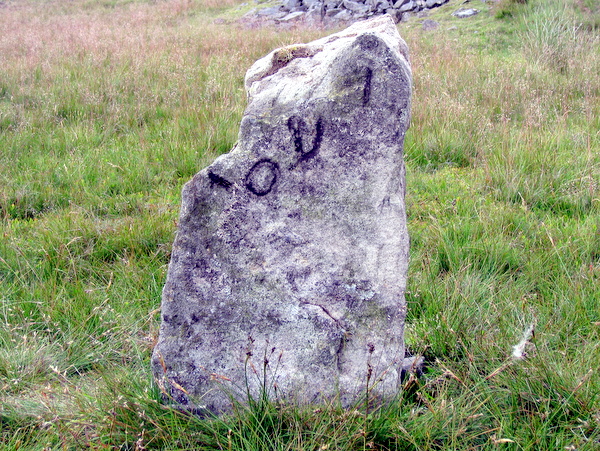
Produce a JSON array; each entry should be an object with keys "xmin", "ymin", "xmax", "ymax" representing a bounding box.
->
[
  {"xmin": 288, "ymin": 116, "xmax": 324, "ymax": 167},
  {"xmin": 245, "ymin": 159, "xmax": 279, "ymax": 196},
  {"xmin": 362, "ymin": 67, "xmax": 372, "ymax": 106},
  {"xmin": 287, "ymin": 116, "xmax": 305, "ymax": 154}
]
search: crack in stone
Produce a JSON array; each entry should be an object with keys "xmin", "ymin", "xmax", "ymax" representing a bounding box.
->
[{"xmin": 302, "ymin": 301, "xmax": 349, "ymax": 371}]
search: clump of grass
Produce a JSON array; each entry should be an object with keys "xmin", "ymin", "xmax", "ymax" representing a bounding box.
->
[
  {"xmin": 493, "ymin": 0, "xmax": 530, "ymax": 19},
  {"xmin": 1, "ymin": 0, "xmax": 599, "ymax": 449},
  {"xmin": 520, "ymin": 2, "xmax": 584, "ymax": 73}
]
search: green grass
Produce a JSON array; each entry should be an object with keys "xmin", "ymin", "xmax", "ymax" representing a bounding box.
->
[{"xmin": 1, "ymin": 0, "xmax": 599, "ymax": 449}]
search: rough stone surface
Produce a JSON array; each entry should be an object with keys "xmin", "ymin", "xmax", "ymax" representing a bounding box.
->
[
  {"xmin": 421, "ymin": 18, "xmax": 439, "ymax": 30},
  {"xmin": 343, "ymin": 0, "xmax": 369, "ymax": 14},
  {"xmin": 282, "ymin": 0, "xmax": 303, "ymax": 10},
  {"xmin": 398, "ymin": 1, "xmax": 415, "ymax": 12},
  {"xmin": 280, "ymin": 10, "xmax": 305, "ymax": 20},
  {"xmin": 152, "ymin": 15, "xmax": 411, "ymax": 414}
]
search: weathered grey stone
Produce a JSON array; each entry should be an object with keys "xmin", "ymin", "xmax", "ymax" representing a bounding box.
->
[
  {"xmin": 452, "ymin": 7, "xmax": 479, "ymax": 18},
  {"xmin": 343, "ymin": 0, "xmax": 369, "ymax": 14},
  {"xmin": 152, "ymin": 15, "xmax": 411, "ymax": 414},
  {"xmin": 286, "ymin": 0, "xmax": 308, "ymax": 10},
  {"xmin": 398, "ymin": 0, "xmax": 415, "ymax": 12},
  {"xmin": 325, "ymin": 0, "xmax": 342, "ymax": 8},
  {"xmin": 376, "ymin": 0, "xmax": 391, "ymax": 10},
  {"xmin": 256, "ymin": 6, "xmax": 286, "ymax": 17},
  {"xmin": 421, "ymin": 18, "xmax": 439, "ymax": 30},
  {"xmin": 303, "ymin": 0, "xmax": 322, "ymax": 7},
  {"xmin": 332, "ymin": 8, "xmax": 354, "ymax": 20},
  {"xmin": 279, "ymin": 10, "xmax": 305, "ymax": 21},
  {"xmin": 282, "ymin": 0, "xmax": 301, "ymax": 11}
]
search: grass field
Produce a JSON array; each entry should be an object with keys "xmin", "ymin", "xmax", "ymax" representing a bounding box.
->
[{"xmin": 1, "ymin": 0, "xmax": 599, "ymax": 449}]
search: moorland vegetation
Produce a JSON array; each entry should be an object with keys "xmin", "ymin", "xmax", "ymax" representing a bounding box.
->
[{"xmin": 1, "ymin": 0, "xmax": 599, "ymax": 449}]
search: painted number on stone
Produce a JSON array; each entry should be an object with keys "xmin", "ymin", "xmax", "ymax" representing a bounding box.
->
[
  {"xmin": 208, "ymin": 171, "xmax": 232, "ymax": 190},
  {"xmin": 245, "ymin": 159, "xmax": 280, "ymax": 196},
  {"xmin": 287, "ymin": 116, "xmax": 324, "ymax": 166},
  {"xmin": 360, "ymin": 67, "xmax": 373, "ymax": 106},
  {"xmin": 245, "ymin": 116, "xmax": 325, "ymax": 196}
]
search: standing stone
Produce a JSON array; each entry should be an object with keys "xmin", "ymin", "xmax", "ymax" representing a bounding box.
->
[{"xmin": 152, "ymin": 15, "xmax": 412, "ymax": 414}]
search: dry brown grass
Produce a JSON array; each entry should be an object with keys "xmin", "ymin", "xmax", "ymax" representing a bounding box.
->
[
  {"xmin": 0, "ymin": 1, "xmax": 234, "ymax": 69},
  {"xmin": 2, "ymin": 1, "xmax": 598, "ymax": 449},
  {"xmin": 0, "ymin": 0, "xmax": 328, "ymax": 143},
  {"xmin": 0, "ymin": 0, "xmax": 323, "ymax": 71}
]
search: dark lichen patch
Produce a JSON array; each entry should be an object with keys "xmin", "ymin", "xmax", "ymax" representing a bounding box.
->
[{"xmin": 357, "ymin": 33, "xmax": 381, "ymax": 51}]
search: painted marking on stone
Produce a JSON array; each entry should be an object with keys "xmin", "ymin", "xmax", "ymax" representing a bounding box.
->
[
  {"xmin": 208, "ymin": 170, "xmax": 233, "ymax": 190},
  {"xmin": 362, "ymin": 67, "xmax": 373, "ymax": 106},
  {"xmin": 245, "ymin": 159, "xmax": 280, "ymax": 196},
  {"xmin": 306, "ymin": 117, "xmax": 324, "ymax": 161},
  {"xmin": 287, "ymin": 116, "xmax": 305, "ymax": 154},
  {"xmin": 288, "ymin": 116, "xmax": 324, "ymax": 167}
]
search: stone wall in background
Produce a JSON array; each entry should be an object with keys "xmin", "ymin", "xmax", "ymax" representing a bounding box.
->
[{"xmin": 245, "ymin": 0, "xmax": 450, "ymax": 26}]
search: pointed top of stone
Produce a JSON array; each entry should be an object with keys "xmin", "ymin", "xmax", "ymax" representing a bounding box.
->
[{"xmin": 245, "ymin": 15, "xmax": 410, "ymax": 107}]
